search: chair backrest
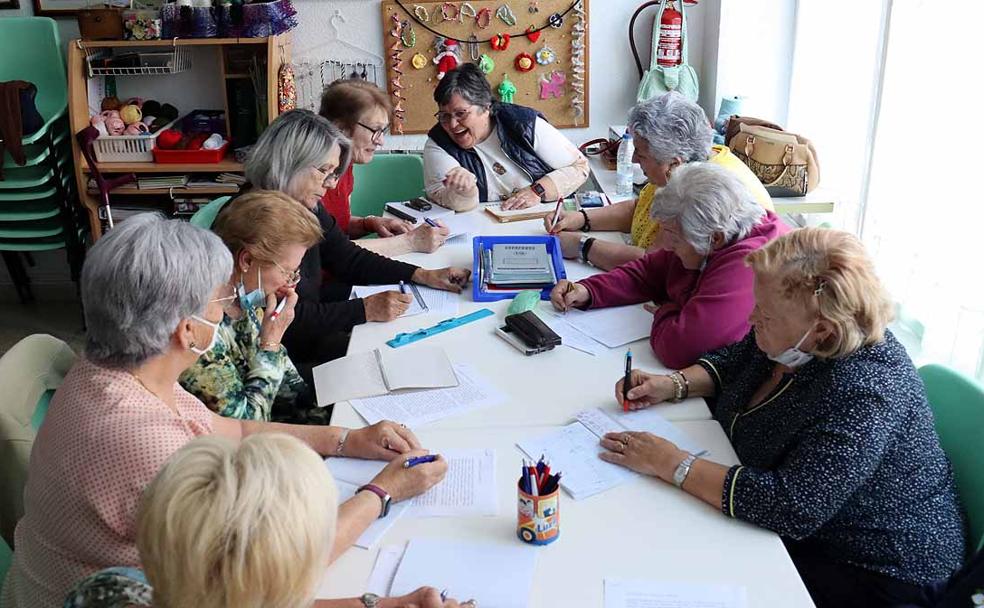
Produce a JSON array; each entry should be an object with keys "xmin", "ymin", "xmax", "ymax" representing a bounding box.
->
[
  {"xmin": 0, "ymin": 533, "xmax": 11, "ymax": 598},
  {"xmin": 350, "ymin": 154, "xmax": 425, "ymax": 218},
  {"xmin": 919, "ymin": 363, "xmax": 984, "ymax": 553},
  {"xmin": 0, "ymin": 17, "xmax": 66, "ymax": 126},
  {"xmin": 189, "ymin": 196, "xmax": 233, "ymax": 229},
  {"xmin": 0, "ymin": 334, "xmax": 76, "ymax": 547}
]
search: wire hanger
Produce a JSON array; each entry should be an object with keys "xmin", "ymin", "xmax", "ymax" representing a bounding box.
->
[{"xmin": 296, "ymin": 9, "xmax": 385, "ymax": 64}]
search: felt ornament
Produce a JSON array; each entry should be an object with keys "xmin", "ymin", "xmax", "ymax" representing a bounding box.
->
[
  {"xmin": 124, "ymin": 123, "xmax": 149, "ymax": 136},
  {"xmin": 477, "ymin": 54, "xmax": 495, "ymax": 74},
  {"xmin": 525, "ymin": 25, "xmax": 541, "ymax": 43},
  {"xmin": 535, "ymin": 46, "xmax": 556, "ymax": 65},
  {"xmin": 433, "ymin": 37, "xmax": 461, "ymax": 80},
  {"xmin": 411, "ymin": 53, "xmax": 428, "ymax": 69},
  {"xmin": 119, "ymin": 104, "xmax": 143, "ymax": 125},
  {"xmin": 538, "ymin": 70, "xmax": 566, "ymax": 99},
  {"xmin": 548, "ymin": 12, "xmax": 563, "ymax": 27},
  {"xmin": 439, "ymin": 2, "xmax": 460, "ymax": 22},
  {"xmin": 460, "ymin": 2, "xmax": 477, "ymax": 19},
  {"xmin": 413, "ymin": 4, "xmax": 429, "ymax": 21},
  {"xmin": 497, "ymin": 74, "xmax": 516, "ymax": 103},
  {"xmin": 156, "ymin": 129, "xmax": 184, "ymax": 149},
  {"xmin": 496, "ymin": 4, "xmax": 516, "ymax": 26},
  {"xmin": 475, "ymin": 7, "xmax": 492, "ymax": 28},
  {"xmin": 400, "ymin": 20, "xmax": 416, "ymax": 47},
  {"xmin": 514, "ymin": 52, "xmax": 535, "ymax": 73},
  {"xmin": 101, "ymin": 96, "xmax": 122, "ymax": 111},
  {"xmin": 490, "ymin": 33, "xmax": 510, "ymax": 51}
]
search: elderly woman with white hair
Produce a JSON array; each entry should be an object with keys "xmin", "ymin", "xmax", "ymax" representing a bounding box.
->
[
  {"xmin": 63, "ymin": 434, "xmax": 471, "ymax": 608},
  {"xmin": 2, "ymin": 216, "xmax": 447, "ymax": 608},
  {"xmin": 600, "ymin": 228, "xmax": 965, "ymax": 608},
  {"xmin": 551, "ymin": 162, "xmax": 788, "ymax": 369},
  {"xmin": 243, "ymin": 110, "xmax": 470, "ymax": 377},
  {"xmin": 547, "ymin": 92, "xmax": 773, "ymax": 271}
]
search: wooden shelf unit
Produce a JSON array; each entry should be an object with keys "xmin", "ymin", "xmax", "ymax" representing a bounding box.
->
[{"xmin": 68, "ymin": 34, "xmax": 291, "ymax": 239}]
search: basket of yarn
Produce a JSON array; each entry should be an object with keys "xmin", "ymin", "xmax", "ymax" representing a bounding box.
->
[{"xmin": 91, "ymin": 98, "xmax": 180, "ymax": 162}]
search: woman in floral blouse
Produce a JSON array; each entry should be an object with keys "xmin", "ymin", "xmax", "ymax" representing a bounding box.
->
[{"xmin": 179, "ymin": 190, "xmax": 324, "ymax": 423}]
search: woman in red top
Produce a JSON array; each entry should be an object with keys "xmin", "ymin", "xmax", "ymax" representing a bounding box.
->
[{"xmin": 319, "ymin": 80, "xmax": 448, "ymax": 255}]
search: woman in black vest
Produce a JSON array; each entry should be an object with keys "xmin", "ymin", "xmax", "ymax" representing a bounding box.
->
[{"xmin": 423, "ymin": 63, "xmax": 588, "ymax": 211}]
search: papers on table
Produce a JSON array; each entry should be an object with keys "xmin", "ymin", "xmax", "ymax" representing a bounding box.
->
[
  {"xmin": 312, "ymin": 346, "xmax": 458, "ymax": 406},
  {"xmin": 604, "ymin": 579, "xmax": 747, "ymax": 608},
  {"xmin": 564, "ymin": 304, "xmax": 653, "ymax": 348},
  {"xmin": 325, "ymin": 448, "xmax": 498, "ymax": 517},
  {"xmin": 350, "ymin": 364, "xmax": 506, "ymax": 428},
  {"xmin": 539, "ymin": 310, "xmax": 606, "ymax": 356},
  {"xmin": 387, "ymin": 539, "xmax": 537, "ymax": 608},
  {"xmin": 516, "ymin": 408, "xmax": 704, "ymax": 500},
  {"xmin": 366, "ymin": 543, "xmax": 407, "ymax": 596},
  {"xmin": 441, "ymin": 213, "xmax": 481, "ymax": 245},
  {"xmin": 351, "ymin": 284, "xmax": 459, "ymax": 318},
  {"xmin": 334, "ymin": 479, "xmax": 411, "ymax": 549}
]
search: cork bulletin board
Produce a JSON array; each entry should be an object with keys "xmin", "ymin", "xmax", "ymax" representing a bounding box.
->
[{"xmin": 381, "ymin": 0, "xmax": 589, "ymax": 135}]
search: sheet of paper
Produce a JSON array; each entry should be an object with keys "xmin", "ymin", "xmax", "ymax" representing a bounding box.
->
[
  {"xmin": 414, "ymin": 285, "xmax": 459, "ymax": 318},
  {"xmin": 350, "ymin": 364, "xmax": 506, "ymax": 427},
  {"xmin": 609, "ymin": 407, "xmax": 706, "ymax": 455},
  {"xmin": 604, "ymin": 579, "xmax": 747, "ymax": 608},
  {"xmin": 390, "ymin": 538, "xmax": 536, "ymax": 608},
  {"xmin": 440, "ymin": 212, "xmax": 481, "ymax": 243},
  {"xmin": 565, "ymin": 304, "xmax": 653, "ymax": 348},
  {"xmin": 334, "ymin": 479, "xmax": 411, "ymax": 549},
  {"xmin": 312, "ymin": 350, "xmax": 387, "ymax": 406},
  {"xmin": 352, "ymin": 284, "xmax": 426, "ymax": 317},
  {"xmin": 326, "ymin": 449, "xmax": 497, "ymax": 518},
  {"xmin": 517, "ymin": 422, "xmax": 638, "ymax": 500},
  {"xmin": 377, "ymin": 346, "xmax": 458, "ymax": 392},
  {"xmin": 540, "ymin": 310, "xmax": 605, "ymax": 356},
  {"xmin": 366, "ymin": 543, "xmax": 408, "ymax": 596}
]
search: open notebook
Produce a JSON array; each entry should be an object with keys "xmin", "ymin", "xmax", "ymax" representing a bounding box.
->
[{"xmin": 312, "ymin": 345, "xmax": 458, "ymax": 406}]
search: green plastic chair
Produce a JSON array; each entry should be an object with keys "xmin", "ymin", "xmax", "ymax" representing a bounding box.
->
[
  {"xmin": 190, "ymin": 196, "xmax": 233, "ymax": 229},
  {"xmin": 0, "ymin": 17, "xmax": 67, "ymax": 145},
  {"xmin": 0, "ymin": 534, "xmax": 11, "ymax": 598},
  {"xmin": 350, "ymin": 154, "xmax": 425, "ymax": 218},
  {"xmin": 919, "ymin": 363, "xmax": 984, "ymax": 553}
]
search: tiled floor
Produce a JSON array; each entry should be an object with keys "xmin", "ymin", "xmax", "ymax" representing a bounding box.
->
[{"xmin": 0, "ymin": 290, "xmax": 86, "ymax": 357}]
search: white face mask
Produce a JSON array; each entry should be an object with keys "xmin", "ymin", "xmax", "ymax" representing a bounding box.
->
[
  {"xmin": 190, "ymin": 315, "xmax": 220, "ymax": 355},
  {"xmin": 768, "ymin": 328, "xmax": 814, "ymax": 368}
]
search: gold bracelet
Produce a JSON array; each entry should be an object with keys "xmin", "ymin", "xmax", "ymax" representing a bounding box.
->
[
  {"xmin": 667, "ymin": 373, "xmax": 685, "ymax": 402},
  {"xmin": 672, "ymin": 370, "xmax": 690, "ymax": 400},
  {"xmin": 259, "ymin": 341, "xmax": 280, "ymax": 351}
]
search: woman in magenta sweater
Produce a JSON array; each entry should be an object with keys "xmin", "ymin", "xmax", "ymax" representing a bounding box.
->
[{"xmin": 551, "ymin": 163, "xmax": 788, "ymax": 368}]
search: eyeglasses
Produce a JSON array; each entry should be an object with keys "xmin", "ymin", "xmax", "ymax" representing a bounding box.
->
[
  {"xmin": 273, "ymin": 260, "xmax": 302, "ymax": 287},
  {"xmin": 312, "ymin": 165, "xmax": 342, "ymax": 188},
  {"xmin": 434, "ymin": 106, "xmax": 478, "ymax": 125},
  {"xmin": 356, "ymin": 121, "xmax": 390, "ymax": 143}
]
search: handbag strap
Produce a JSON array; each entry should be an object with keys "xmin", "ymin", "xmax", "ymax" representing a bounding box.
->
[{"xmin": 629, "ymin": 1, "xmax": 663, "ymax": 80}]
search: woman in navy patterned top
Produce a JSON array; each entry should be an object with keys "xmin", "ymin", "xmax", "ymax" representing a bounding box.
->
[{"xmin": 600, "ymin": 228, "xmax": 965, "ymax": 608}]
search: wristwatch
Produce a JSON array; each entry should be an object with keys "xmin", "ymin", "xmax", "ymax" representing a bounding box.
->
[
  {"xmin": 531, "ymin": 181, "xmax": 547, "ymax": 200},
  {"xmin": 360, "ymin": 593, "xmax": 381, "ymax": 607},
  {"xmin": 672, "ymin": 453, "xmax": 699, "ymax": 488},
  {"xmin": 357, "ymin": 484, "xmax": 392, "ymax": 518}
]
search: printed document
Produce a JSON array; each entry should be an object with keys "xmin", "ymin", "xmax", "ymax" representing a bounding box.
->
[
  {"xmin": 351, "ymin": 284, "xmax": 458, "ymax": 318},
  {"xmin": 604, "ymin": 579, "xmax": 747, "ymax": 608},
  {"xmin": 312, "ymin": 345, "xmax": 457, "ymax": 406}
]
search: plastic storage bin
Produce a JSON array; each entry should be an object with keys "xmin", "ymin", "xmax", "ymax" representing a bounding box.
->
[{"xmin": 92, "ymin": 118, "xmax": 177, "ymax": 163}]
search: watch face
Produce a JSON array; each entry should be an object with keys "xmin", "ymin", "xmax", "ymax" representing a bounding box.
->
[
  {"xmin": 532, "ymin": 183, "xmax": 546, "ymax": 197},
  {"xmin": 361, "ymin": 593, "xmax": 380, "ymax": 608}
]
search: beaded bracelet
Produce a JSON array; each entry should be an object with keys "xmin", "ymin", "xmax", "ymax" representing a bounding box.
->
[
  {"xmin": 579, "ymin": 209, "xmax": 592, "ymax": 232},
  {"xmin": 672, "ymin": 370, "xmax": 690, "ymax": 400},
  {"xmin": 667, "ymin": 373, "xmax": 685, "ymax": 402}
]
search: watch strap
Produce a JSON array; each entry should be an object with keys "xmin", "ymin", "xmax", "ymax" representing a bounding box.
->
[
  {"xmin": 357, "ymin": 483, "xmax": 392, "ymax": 518},
  {"xmin": 580, "ymin": 237, "xmax": 596, "ymax": 264},
  {"xmin": 531, "ymin": 182, "xmax": 546, "ymax": 200}
]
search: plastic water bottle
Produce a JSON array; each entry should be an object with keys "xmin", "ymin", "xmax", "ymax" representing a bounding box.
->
[{"xmin": 616, "ymin": 132, "xmax": 635, "ymax": 198}]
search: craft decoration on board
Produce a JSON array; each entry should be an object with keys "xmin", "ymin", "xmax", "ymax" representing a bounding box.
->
[
  {"xmin": 389, "ymin": 12, "xmax": 408, "ymax": 133},
  {"xmin": 475, "ymin": 6, "xmax": 492, "ymax": 28},
  {"xmin": 460, "ymin": 2, "xmax": 477, "ymax": 19},
  {"xmin": 569, "ymin": 0, "xmax": 586, "ymax": 125},
  {"xmin": 478, "ymin": 53, "xmax": 495, "ymax": 74},
  {"xmin": 539, "ymin": 70, "xmax": 566, "ymax": 99},
  {"xmin": 490, "ymin": 33, "xmax": 511, "ymax": 50},
  {"xmin": 277, "ymin": 62, "xmax": 297, "ymax": 112},
  {"xmin": 498, "ymin": 73, "xmax": 517, "ymax": 102},
  {"xmin": 535, "ymin": 46, "xmax": 556, "ymax": 65},
  {"xmin": 413, "ymin": 4, "xmax": 429, "ymax": 21},
  {"xmin": 411, "ymin": 52, "xmax": 428, "ymax": 69},
  {"xmin": 496, "ymin": 4, "xmax": 517, "ymax": 26},
  {"xmin": 467, "ymin": 34, "xmax": 481, "ymax": 60},
  {"xmin": 401, "ymin": 20, "xmax": 417, "ymax": 47},
  {"xmin": 434, "ymin": 37, "xmax": 462, "ymax": 79},
  {"xmin": 548, "ymin": 11, "xmax": 563, "ymax": 27},
  {"xmin": 440, "ymin": 1, "xmax": 461, "ymax": 22},
  {"xmin": 529, "ymin": 0, "xmax": 540, "ymax": 12},
  {"xmin": 514, "ymin": 52, "xmax": 535, "ymax": 72},
  {"xmin": 525, "ymin": 25, "xmax": 541, "ymax": 42}
]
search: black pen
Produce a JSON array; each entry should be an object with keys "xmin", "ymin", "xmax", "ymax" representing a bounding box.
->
[{"xmin": 622, "ymin": 349, "xmax": 632, "ymax": 411}]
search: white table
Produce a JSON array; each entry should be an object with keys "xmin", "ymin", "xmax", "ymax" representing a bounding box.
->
[
  {"xmin": 318, "ymin": 424, "xmax": 815, "ymax": 607},
  {"xmin": 329, "ymin": 207, "xmax": 711, "ymax": 431}
]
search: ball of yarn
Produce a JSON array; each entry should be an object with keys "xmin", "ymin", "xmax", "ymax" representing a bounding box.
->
[
  {"xmin": 105, "ymin": 116, "xmax": 126, "ymax": 136},
  {"xmin": 124, "ymin": 123, "xmax": 149, "ymax": 135},
  {"xmin": 119, "ymin": 105, "xmax": 143, "ymax": 125},
  {"xmin": 101, "ymin": 96, "xmax": 121, "ymax": 111}
]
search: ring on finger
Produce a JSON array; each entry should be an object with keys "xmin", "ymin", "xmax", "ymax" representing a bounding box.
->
[
  {"xmin": 623, "ymin": 434, "xmax": 632, "ymax": 445},
  {"xmin": 618, "ymin": 441, "xmax": 626, "ymax": 453}
]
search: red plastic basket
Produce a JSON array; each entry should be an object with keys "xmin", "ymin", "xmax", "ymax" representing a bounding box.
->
[{"xmin": 152, "ymin": 141, "xmax": 229, "ymax": 164}]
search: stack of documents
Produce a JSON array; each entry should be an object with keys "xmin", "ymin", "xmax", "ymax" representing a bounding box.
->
[
  {"xmin": 351, "ymin": 284, "xmax": 459, "ymax": 318},
  {"xmin": 137, "ymin": 175, "xmax": 188, "ymax": 189},
  {"xmin": 516, "ymin": 408, "xmax": 704, "ymax": 500},
  {"xmin": 482, "ymin": 243, "xmax": 556, "ymax": 288},
  {"xmin": 312, "ymin": 345, "xmax": 458, "ymax": 406}
]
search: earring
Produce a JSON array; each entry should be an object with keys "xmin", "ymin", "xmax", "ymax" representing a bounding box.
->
[{"xmin": 189, "ymin": 341, "xmax": 198, "ymax": 349}]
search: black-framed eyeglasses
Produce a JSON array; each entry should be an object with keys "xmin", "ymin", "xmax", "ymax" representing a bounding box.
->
[
  {"xmin": 434, "ymin": 106, "xmax": 478, "ymax": 125},
  {"xmin": 312, "ymin": 165, "xmax": 342, "ymax": 188},
  {"xmin": 356, "ymin": 121, "xmax": 390, "ymax": 143}
]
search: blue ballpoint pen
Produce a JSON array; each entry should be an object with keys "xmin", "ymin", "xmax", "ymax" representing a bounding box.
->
[
  {"xmin": 403, "ymin": 454, "xmax": 439, "ymax": 468},
  {"xmin": 399, "ymin": 280, "xmax": 407, "ymax": 294},
  {"xmin": 424, "ymin": 217, "xmax": 440, "ymax": 228}
]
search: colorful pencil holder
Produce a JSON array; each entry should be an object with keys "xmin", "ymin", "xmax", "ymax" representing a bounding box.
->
[{"xmin": 517, "ymin": 479, "xmax": 560, "ymax": 545}]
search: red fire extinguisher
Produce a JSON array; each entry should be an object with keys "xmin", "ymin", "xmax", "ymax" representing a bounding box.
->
[{"xmin": 656, "ymin": 1, "xmax": 683, "ymax": 67}]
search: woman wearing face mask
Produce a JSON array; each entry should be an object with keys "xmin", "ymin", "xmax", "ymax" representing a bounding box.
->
[
  {"xmin": 423, "ymin": 63, "xmax": 588, "ymax": 211},
  {"xmin": 2, "ymin": 216, "xmax": 447, "ymax": 608},
  {"xmin": 550, "ymin": 163, "xmax": 788, "ymax": 369},
  {"xmin": 244, "ymin": 110, "xmax": 471, "ymax": 380},
  {"xmin": 546, "ymin": 92, "xmax": 774, "ymax": 271},
  {"xmin": 319, "ymin": 80, "xmax": 449, "ymax": 256},
  {"xmin": 601, "ymin": 228, "xmax": 965, "ymax": 608},
  {"xmin": 179, "ymin": 190, "xmax": 324, "ymax": 423}
]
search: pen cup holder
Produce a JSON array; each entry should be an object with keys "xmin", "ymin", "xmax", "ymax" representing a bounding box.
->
[{"xmin": 517, "ymin": 479, "xmax": 560, "ymax": 545}]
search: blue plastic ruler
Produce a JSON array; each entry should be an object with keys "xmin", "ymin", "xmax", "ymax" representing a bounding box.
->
[{"xmin": 386, "ymin": 308, "xmax": 495, "ymax": 348}]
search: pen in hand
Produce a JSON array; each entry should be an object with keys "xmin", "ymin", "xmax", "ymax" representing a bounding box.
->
[
  {"xmin": 562, "ymin": 281, "xmax": 575, "ymax": 314},
  {"xmin": 399, "ymin": 280, "xmax": 407, "ymax": 295},
  {"xmin": 622, "ymin": 349, "xmax": 633, "ymax": 412},
  {"xmin": 403, "ymin": 454, "xmax": 439, "ymax": 468},
  {"xmin": 548, "ymin": 200, "xmax": 563, "ymax": 234}
]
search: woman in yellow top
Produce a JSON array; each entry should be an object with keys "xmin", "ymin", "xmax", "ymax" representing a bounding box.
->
[{"xmin": 547, "ymin": 92, "xmax": 772, "ymax": 271}]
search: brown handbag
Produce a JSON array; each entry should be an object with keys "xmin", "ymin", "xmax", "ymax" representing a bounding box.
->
[{"xmin": 727, "ymin": 121, "xmax": 821, "ymax": 197}]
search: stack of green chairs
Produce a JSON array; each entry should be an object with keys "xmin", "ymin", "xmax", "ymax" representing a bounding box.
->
[
  {"xmin": 350, "ymin": 153, "xmax": 426, "ymax": 218},
  {"xmin": 0, "ymin": 17, "xmax": 85, "ymax": 303}
]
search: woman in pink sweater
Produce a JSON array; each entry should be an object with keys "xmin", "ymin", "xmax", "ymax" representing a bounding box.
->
[{"xmin": 551, "ymin": 163, "xmax": 788, "ymax": 368}]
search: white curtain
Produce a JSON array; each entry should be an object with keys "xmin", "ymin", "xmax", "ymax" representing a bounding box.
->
[{"xmin": 787, "ymin": 0, "xmax": 984, "ymax": 380}]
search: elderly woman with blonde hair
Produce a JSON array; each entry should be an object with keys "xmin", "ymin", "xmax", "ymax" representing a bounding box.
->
[
  {"xmin": 600, "ymin": 228, "xmax": 965, "ymax": 608},
  {"xmin": 64, "ymin": 434, "xmax": 471, "ymax": 608}
]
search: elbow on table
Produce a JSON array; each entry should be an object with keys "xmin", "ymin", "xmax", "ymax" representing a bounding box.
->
[{"xmin": 650, "ymin": 334, "xmax": 699, "ymax": 370}]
